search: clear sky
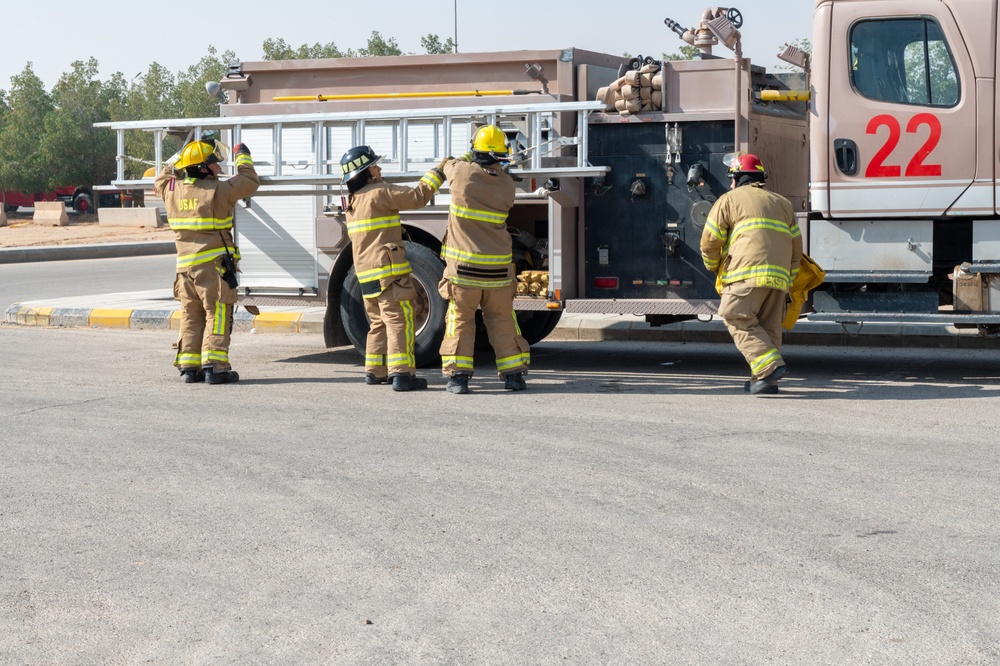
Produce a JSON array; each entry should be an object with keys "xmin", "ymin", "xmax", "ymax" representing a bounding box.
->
[{"xmin": 1, "ymin": 1, "xmax": 814, "ymax": 91}]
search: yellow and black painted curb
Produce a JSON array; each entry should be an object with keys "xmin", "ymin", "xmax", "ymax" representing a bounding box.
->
[{"xmin": 3, "ymin": 303, "xmax": 322, "ymax": 334}]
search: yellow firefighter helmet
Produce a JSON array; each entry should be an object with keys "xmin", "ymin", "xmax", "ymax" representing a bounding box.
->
[
  {"xmin": 174, "ymin": 139, "xmax": 230, "ymax": 170},
  {"xmin": 471, "ymin": 125, "xmax": 511, "ymax": 162}
]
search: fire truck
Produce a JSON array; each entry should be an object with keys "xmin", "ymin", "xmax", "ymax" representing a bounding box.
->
[
  {"xmin": 3, "ymin": 186, "xmax": 95, "ymax": 214},
  {"xmin": 98, "ymin": 0, "xmax": 1000, "ymax": 365}
]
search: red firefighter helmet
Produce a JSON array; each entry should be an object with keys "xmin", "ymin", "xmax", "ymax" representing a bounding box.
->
[{"xmin": 725, "ymin": 152, "xmax": 767, "ymax": 179}]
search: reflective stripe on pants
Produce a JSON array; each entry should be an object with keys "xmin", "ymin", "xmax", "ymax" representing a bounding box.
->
[{"xmin": 173, "ymin": 261, "xmax": 236, "ymax": 371}]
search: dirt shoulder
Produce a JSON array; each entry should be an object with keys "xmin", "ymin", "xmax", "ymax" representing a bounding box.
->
[{"xmin": 0, "ymin": 211, "xmax": 173, "ymax": 248}]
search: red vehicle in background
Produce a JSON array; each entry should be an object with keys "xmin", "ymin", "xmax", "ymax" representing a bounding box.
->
[{"xmin": 2, "ymin": 186, "xmax": 95, "ymax": 214}]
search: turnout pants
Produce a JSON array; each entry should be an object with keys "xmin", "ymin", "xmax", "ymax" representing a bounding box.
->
[
  {"xmin": 438, "ymin": 280, "xmax": 530, "ymax": 378},
  {"xmin": 364, "ymin": 277, "xmax": 418, "ymax": 380},
  {"xmin": 718, "ymin": 281, "xmax": 787, "ymax": 380},
  {"xmin": 173, "ymin": 262, "xmax": 237, "ymax": 372}
]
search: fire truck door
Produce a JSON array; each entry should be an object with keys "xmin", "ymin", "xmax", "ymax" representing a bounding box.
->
[{"xmin": 824, "ymin": 1, "xmax": 978, "ymax": 218}]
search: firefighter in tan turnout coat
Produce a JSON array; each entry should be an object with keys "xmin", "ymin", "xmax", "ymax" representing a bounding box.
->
[
  {"xmin": 341, "ymin": 145, "xmax": 444, "ymax": 391},
  {"xmin": 155, "ymin": 138, "xmax": 260, "ymax": 384},
  {"xmin": 438, "ymin": 125, "xmax": 531, "ymax": 394},
  {"xmin": 701, "ymin": 153, "xmax": 802, "ymax": 395}
]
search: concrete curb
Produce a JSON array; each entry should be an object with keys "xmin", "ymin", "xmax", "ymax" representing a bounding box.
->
[
  {"xmin": 6, "ymin": 299, "xmax": 1000, "ymax": 349},
  {"xmin": 4, "ymin": 302, "xmax": 325, "ymax": 335},
  {"xmin": 0, "ymin": 241, "xmax": 174, "ymax": 264}
]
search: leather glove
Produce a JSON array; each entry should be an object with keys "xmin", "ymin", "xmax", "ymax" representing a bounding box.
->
[
  {"xmin": 234, "ymin": 143, "xmax": 251, "ymax": 156},
  {"xmin": 437, "ymin": 156, "xmax": 452, "ymax": 171}
]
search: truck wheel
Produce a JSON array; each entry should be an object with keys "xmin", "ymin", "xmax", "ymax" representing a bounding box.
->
[
  {"xmin": 340, "ymin": 241, "xmax": 446, "ymax": 368},
  {"xmin": 473, "ymin": 307, "xmax": 563, "ymax": 350},
  {"xmin": 517, "ymin": 310, "xmax": 563, "ymax": 345},
  {"xmin": 3, "ymin": 204, "xmax": 16, "ymax": 214},
  {"xmin": 73, "ymin": 192, "xmax": 93, "ymax": 214}
]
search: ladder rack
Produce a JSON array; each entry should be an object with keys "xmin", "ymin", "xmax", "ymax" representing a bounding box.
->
[{"xmin": 95, "ymin": 101, "xmax": 609, "ymax": 194}]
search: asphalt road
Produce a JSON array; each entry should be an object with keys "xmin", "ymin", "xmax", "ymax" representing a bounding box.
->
[
  {"xmin": 1, "ymin": 326, "xmax": 998, "ymax": 664},
  {"xmin": 0, "ymin": 254, "xmax": 175, "ymax": 307}
]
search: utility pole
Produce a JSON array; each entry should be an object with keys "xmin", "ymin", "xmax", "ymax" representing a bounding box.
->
[{"xmin": 454, "ymin": 0, "xmax": 459, "ymax": 53}]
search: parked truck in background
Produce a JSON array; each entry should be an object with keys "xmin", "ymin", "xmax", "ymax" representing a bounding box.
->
[
  {"xmin": 98, "ymin": 0, "xmax": 1000, "ymax": 365},
  {"xmin": 2, "ymin": 186, "xmax": 95, "ymax": 214}
]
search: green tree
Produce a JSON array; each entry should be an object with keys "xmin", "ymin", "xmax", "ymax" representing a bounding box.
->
[
  {"xmin": 663, "ymin": 44, "xmax": 700, "ymax": 61},
  {"xmin": 904, "ymin": 35, "xmax": 957, "ymax": 105},
  {"xmin": 41, "ymin": 57, "xmax": 121, "ymax": 189},
  {"xmin": 355, "ymin": 31, "xmax": 402, "ymax": 57},
  {"xmin": 262, "ymin": 37, "xmax": 344, "ymax": 60},
  {"xmin": 109, "ymin": 62, "xmax": 182, "ymax": 178},
  {"xmin": 178, "ymin": 46, "xmax": 239, "ymax": 118},
  {"xmin": 263, "ymin": 31, "xmax": 401, "ymax": 60},
  {"xmin": 420, "ymin": 34, "xmax": 455, "ymax": 55},
  {"xmin": 0, "ymin": 63, "xmax": 54, "ymax": 193}
]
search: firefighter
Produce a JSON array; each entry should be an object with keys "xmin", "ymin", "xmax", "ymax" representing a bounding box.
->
[
  {"xmin": 437, "ymin": 125, "xmax": 530, "ymax": 394},
  {"xmin": 341, "ymin": 145, "xmax": 444, "ymax": 391},
  {"xmin": 155, "ymin": 137, "xmax": 260, "ymax": 384},
  {"xmin": 701, "ymin": 153, "xmax": 802, "ymax": 395}
]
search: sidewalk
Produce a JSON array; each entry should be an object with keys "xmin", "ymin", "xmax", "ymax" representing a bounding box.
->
[{"xmin": 3, "ymin": 241, "xmax": 1000, "ymax": 349}]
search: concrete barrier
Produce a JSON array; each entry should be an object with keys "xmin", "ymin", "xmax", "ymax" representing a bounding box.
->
[
  {"xmin": 33, "ymin": 201, "xmax": 69, "ymax": 227},
  {"xmin": 0, "ymin": 207, "xmax": 7, "ymax": 227},
  {"xmin": 98, "ymin": 207, "xmax": 163, "ymax": 228}
]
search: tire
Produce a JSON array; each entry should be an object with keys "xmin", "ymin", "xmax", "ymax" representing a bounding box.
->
[
  {"xmin": 340, "ymin": 242, "xmax": 446, "ymax": 368},
  {"xmin": 3, "ymin": 204, "xmax": 16, "ymax": 214},
  {"xmin": 473, "ymin": 306, "xmax": 562, "ymax": 350},
  {"xmin": 73, "ymin": 192, "xmax": 93, "ymax": 214},
  {"xmin": 517, "ymin": 310, "xmax": 563, "ymax": 345}
]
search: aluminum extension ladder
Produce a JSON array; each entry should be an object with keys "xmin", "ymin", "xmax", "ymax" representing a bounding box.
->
[{"xmin": 95, "ymin": 101, "xmax": 609, "ymax": 195}]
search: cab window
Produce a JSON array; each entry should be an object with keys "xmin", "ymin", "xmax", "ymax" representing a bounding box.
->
[{"xmin": 850, "ymin": 18, "xmax": 959, "ymax": 107}]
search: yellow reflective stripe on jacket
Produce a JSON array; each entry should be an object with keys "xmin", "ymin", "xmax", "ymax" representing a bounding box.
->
[
  {"xmin": 176, "ymin": 247, "xmax": 235, "ymax": 270},
  {"xmin": 448, "ymin": 275, "xmax": 512, "ymax": 289},
  {"xmin": 723, "ymin": 264, "xmax": 791, "ymax": 289},
  {"xmin": 450, "ymin": 203, "xmax": 508, "ymax": 225},
  {"xmin": 442, "ymin": 355, "xmax": 475, "ymax": 370},
  {"xmin": 702, "ymin": 254, "xmax": 721, "ymax": 271},
  {"xmin": 704, "ymin": 217, "xmax": 728, "ymax": 243},
  {"xmin": 724, "ymin": 217, "xmax": 796, "ymax": 252},
  {"xmin": 421, "ymin": 170, "xmax": 443, "ymax": 189},
  {"xmin": 346, "ymin": 214, "xmax": 401, "ymax": 235},
  {"xmin": 751, "ymin": 349, "xmax": 782, "ymax": 376},
  {"xmin": 441, "ymin": 245, "xmax": 512, "ymax": 265},
  {"xmin": 356, "ymin": 261, "xmax": 411, "ymax": 284},
  {"xmin": 235, "ymin": 154, "xmax": 253, "ymax": 167},
  {"xmin": 168, "ymin": 216, "xmax": 235, "ymax": 231}
]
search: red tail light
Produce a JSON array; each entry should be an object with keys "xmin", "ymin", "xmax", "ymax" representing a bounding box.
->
[{"xmin": 593, "ymin": 277, "xmax": 619, "ymax": 289}]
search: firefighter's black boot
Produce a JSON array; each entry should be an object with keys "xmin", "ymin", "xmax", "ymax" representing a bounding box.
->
[
  {"xmin": 749, "ymin": 365, "xmax": 787, "ymax": 395},
  {"xmin": 446, "ymin": 373, "xmax": 470, "ymax": 395},
  {"xmin": 390, "ymin": 374, "xmax": 428, "ymax": 392},
  {"xmin": 744, "ymin": 380, "xmax": 778, "ymax": 394},
  {"xmin": 365, "ymin": 372, "xmax": 388, "ymax": 385},
  {"xmin": 204, "ymin": 366, "xmax": 240, "ymax": 385},
  {"xmin": 503, "ymin": 371, "xmax": 527, "ymax": 391},
  {"xmin": 181, "ymin": 369, "xmax": 205, "ymax": 384}
]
